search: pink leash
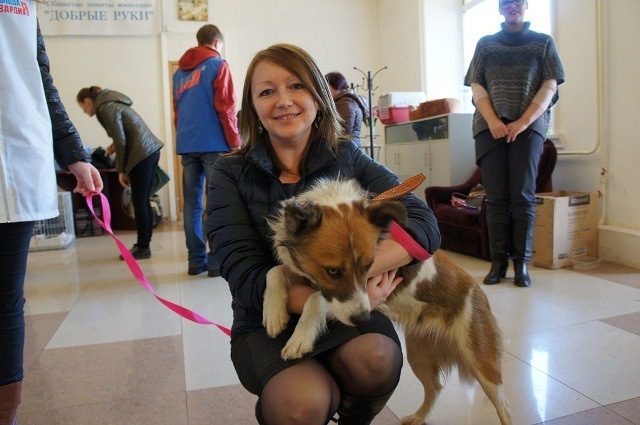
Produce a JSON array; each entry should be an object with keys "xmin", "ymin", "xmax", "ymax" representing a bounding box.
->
[{"xmin": 85, "ymin": 191, "xmax": 232, "ymax": 336}]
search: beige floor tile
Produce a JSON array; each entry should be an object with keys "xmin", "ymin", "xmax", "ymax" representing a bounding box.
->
[
  {"xmin": 186, "ymin": 385, "xmax": 258, "ymax": 425},
  {"xmin": 23, "ymin": 312, "xmax": 68, "ymax": 372},
  {"xmin": 20, "ymin": 336, "xmax": 185, "ymax": 412},
  {"xmin": 18, "ymin": 392, "xmax": 188, "ymax": 425},
  {"xmin": 606, "ymin": 397, "xmax": 640, "ymax": 424},
  {"xmin": 601, "ymin": 311, "xmax": 640, "ymax": 337},
  {"xmin": 507, "ymin": 321, "xmax": 640, "ymax": 406},
  {"xmin": 537, "ymin": 406, "xmax": 636, "ymax": 425}
]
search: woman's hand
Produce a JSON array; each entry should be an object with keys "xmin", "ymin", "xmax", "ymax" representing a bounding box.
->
[
  {"xmin": 366, "ymin": 268, "xmax": 402, "ymax": 310},
  {"xmin": 106, "ymin": 143, "xmax": 115, "ymax": 155},
  {"xmin": 68, "ymin": 161, "xmax": 103, "ymax": 194},
  {"xmin": 118, "ymin": 172, "xmax": 130, "ymax": 188},
  {"xmin": 487, "ymin": 118, "xmax": 508, "ymax": 140},
  {"xmin": 505, "ymin": 120, "xmax": 528, "ymax": 143}
]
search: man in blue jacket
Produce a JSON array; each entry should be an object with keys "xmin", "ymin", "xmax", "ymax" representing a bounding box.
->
[{"xmin": 172, "ymin": 24, "xmax": 242, "ymax": 277}]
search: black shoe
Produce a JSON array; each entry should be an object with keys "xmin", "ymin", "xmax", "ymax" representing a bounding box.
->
[
  {"xmin": 483, "ymin": 259, "xmax": 508, "ymax": 285},
  {"xmin": 337, "ymin": 391, "xmax": 393, "ymax": 425},
  {"xmin": 188, "ymin": 264, "xmax": 208, "ymax": 276},
  {"xmin": 208, "ymin": 267, "xmax": 220, "ymax": 277},
  {"xmin": 513, "ymin": 260, "xmax": 531, "ymax": 287},
  {"xmin": 119, "ymin": 244, "xmax": 151, "ymax": 260}
]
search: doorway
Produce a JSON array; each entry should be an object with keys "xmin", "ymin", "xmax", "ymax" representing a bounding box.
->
[{"xmin": 169, "ymin": 61, "xmax": 184, "ymax": 217}]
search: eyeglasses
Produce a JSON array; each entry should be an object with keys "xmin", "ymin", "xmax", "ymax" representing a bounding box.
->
[{"xmin": 499, "ymin": 0, "xmax": 525, "ymax": 9}]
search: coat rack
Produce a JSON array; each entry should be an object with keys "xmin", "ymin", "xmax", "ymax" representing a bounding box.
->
[{"xmin": 354, "ymin": 66, "xmax": 387, "ymax": 160}]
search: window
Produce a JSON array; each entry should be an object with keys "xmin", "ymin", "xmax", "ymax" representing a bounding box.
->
[{"xmin": 463, "ymin": 0, "xmax": 551, "ymax": 70}]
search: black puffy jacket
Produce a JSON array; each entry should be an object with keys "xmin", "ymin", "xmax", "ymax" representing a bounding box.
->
[
  {"xmin": 38, "ymin": 23, "xmax": 90, "ymax": 169},
  {"xmin": 205, "ymin": 139, "xmax": 441, "ymax": 335}
]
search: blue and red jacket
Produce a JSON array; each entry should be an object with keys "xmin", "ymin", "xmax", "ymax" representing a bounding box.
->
[{"xmin": 172, "ymin": 46, "xmax": 241, "ymax": 154}]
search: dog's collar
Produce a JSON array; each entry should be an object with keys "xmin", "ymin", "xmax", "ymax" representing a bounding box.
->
[
  {"xmin": 372, "ymin": 173, "xmax": 426, "ymax": 202},
  {"xmin": 370, "ymin": 173, "xmax": 433, "ymax": 262}
]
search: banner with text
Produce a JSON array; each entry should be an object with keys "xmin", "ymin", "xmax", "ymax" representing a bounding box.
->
[{"xmin": 37, "ymin": 1, "xmax": 159, "ymax": 36}]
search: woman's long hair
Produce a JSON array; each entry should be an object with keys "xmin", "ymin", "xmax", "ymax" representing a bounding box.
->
[{"xmin": 237, "ymin": 44, "xmax": 341, "ymax": 172}]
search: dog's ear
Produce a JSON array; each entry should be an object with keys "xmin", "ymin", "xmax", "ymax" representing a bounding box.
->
[
  {"xmin": 367, "ymin": 201, "xmax": 407, "ymax": 231},
  {"xmin": 283, "ymin": 200, "xmax": 322, "ymax": 237}
]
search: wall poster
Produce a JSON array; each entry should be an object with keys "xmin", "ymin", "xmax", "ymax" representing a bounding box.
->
[
  {"xmin": 37, "ymin": 1, "xmax": 159, "ymax": 36},
  {"xmin": 178, "ymin": 0, "xmax": 208, "ymax": 21}
]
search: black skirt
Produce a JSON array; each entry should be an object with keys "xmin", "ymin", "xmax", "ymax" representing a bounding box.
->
[{"xmin": 230, "ymin": 310, "xmax": 400, "ymax": 395}]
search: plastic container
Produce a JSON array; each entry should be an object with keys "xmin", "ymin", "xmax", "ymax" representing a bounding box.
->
[
  {"xmin": 379, "ymin": 106, "xmax": 412, "ymax": 125},
  {"xmin": 571, "ymin": 256, "xmax": 602, "ymax": 270}
]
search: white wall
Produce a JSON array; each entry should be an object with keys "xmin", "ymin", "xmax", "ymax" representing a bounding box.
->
[
  {"xmin": 45, "ymin": 0, "xmax": 382, "ymax": 220},
  {"xmin": 552, "ymin": 0, "xmax": 640, "ymax": 267},
  {"xmin": 41, "ymin": 0, "xmax": 640, "ymax": 267}
]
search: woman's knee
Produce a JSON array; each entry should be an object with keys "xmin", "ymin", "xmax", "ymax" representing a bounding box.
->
[
  {"xmin": 259, "ymin": 361, "xmax": 339, "ymax": 425},
  {"xmin": 359, "ymin": 336, "xmax": 402, "ymax": 379},
  {"xmin": 331, "ymin": 334, "xmax": 403, "ymax": 393},
  {"xmin": 260, "ymin": 387, "xmax": 336, "ymax": 425}
]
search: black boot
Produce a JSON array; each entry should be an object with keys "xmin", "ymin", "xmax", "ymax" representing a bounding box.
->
[
  {"xmin": 254, "ymin": 399, "xmax": 267, "ymax": 425},
  {"xmin": 514, "ymin": 261, "xmax": 531, "ymax": 287},
  {"xmin": 337, "ymin": 391, "xmax": 393, "ymax": 425},
  {"xmin": 483, "ymin": 259, "xmax": 509, "ymax": 285},
  {"xmin": 484, "ymin": 223, "xmax": 510, "ymax": 285},
  {"xmin": 512, "ymin": 218, "xmax": 535, "ymax": 287}
]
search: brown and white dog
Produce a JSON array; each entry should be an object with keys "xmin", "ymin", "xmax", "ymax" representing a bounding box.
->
[{"xmin": 263, "ymin": 178, "xmax": 512, "ymax": 425}]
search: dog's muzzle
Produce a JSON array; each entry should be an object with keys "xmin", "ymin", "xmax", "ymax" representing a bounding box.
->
[{"xmin": 350, "ymin": 311, "xmax": 371, "ymax": 326}]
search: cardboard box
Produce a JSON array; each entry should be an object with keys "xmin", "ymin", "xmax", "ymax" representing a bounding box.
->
[{"xmin": 532, "ymin": 191, "xmax": 599, "ymax": 269}]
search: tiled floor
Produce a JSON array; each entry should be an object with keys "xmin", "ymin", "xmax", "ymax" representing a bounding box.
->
[{"xmin": 17, "ymin": 222, "xmax": 640, "ymax": 425}]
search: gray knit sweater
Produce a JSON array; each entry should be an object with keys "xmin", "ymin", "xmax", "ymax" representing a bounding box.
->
[{"xmin": 464, "ymin": 22, "xmax": 565, "ymax": 139}]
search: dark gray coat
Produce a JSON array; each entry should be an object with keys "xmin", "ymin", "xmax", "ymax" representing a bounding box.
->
[
  {"xmin": 335, "ymin": 91, "xmax": 368, "ymax": 146},
  {"xmin": 94, "ymin": 89, "xmax": 163, "ymax": 173}
]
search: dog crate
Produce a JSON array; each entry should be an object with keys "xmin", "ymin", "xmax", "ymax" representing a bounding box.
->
[{"xmin": 29, "ymin": 192, "xmax": 76, "ymax": 251}]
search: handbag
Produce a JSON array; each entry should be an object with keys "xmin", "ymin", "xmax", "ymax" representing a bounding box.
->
[
  {"xmin": 150, "ymin": 164, "xmax": 171, "ymax": 195},
  {"xmin": 451, "ymin": 184, "xmax": 485, "ymax": 209}
]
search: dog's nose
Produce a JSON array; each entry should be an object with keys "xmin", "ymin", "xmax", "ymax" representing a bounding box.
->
[{"xmin": 350, "ymin": 311, "xmax": 371, "ymax": 326}]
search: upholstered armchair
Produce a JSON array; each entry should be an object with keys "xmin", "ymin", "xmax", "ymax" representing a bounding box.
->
[{"xmin": 424, "ymin": 139, "xmax": 558, "ymax": 260}]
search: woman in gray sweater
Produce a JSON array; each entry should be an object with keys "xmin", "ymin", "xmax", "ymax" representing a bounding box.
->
[{"xmin": 464, "ymin": 0, "xmax": 564, "ymax": 287}]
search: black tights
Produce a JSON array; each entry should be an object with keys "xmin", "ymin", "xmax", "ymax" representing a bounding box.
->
[
  {"xmin": 258, "ymin": 333, "xmax": 402, "ymax": 425},
  {"xmin": 127, "ymin": 150, "xmax": 160, "ymax": 249}
]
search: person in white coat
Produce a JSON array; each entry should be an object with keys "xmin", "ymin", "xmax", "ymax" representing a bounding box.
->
[{"xmin": 0, "ymin": 3, "xmax": 103, "ymax": 423}]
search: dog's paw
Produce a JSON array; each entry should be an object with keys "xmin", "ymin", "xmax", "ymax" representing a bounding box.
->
[
  {"xmin": 281, "ymin": 335, "xmax": 314, "ymax": 360},
  {"xmin": 400, "ymin": 414, "xmax": 427, "ymax": 425},
  {"xmin": 263, "ymin": 308, "xmax": 290, "ymax": 338},
  {"xmin": 263, "ymin": 266, "xmax": 292, "ymax": 337}
]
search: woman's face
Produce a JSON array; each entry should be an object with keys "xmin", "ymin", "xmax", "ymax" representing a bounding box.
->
[
  {"xmin": 251, "ymin": 60, "xmax": 318, "ymax": 148},
  {"xmin": 78, "ymin": 98, "xmax": 95, "ymax": 117},
  {"xmin": 499, "ymin": 0, "xmax": 527, "ymax": 26}
]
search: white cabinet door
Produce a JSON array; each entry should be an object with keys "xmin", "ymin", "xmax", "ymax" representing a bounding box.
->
[
  {"xmin": 384, "ymin": 113, "xmax": 475, "ymax": 201},
  {"xmin": 385, "ymin": 143, "xmax": 414, "ymax": 181},
  {"xmin": 407, "ymin": 143, "xmax": 430, "ymax": 201},
  {"xmin": 426, "ymin": 140, "xmax": 451, "ymax": 187}
]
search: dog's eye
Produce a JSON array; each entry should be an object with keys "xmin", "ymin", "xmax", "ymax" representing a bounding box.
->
[{"xmin": 326, "ymin": 268, "xmax": 343, "ymax": 279}]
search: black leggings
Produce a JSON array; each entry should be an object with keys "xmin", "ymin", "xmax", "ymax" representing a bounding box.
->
[
  {"xmin": 0, "ymin": 221, "xmax": 34, "ymax": 386},
  {"xmin": 128, "ymin": 150, "xmax": 160, "ymax": 248}
]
